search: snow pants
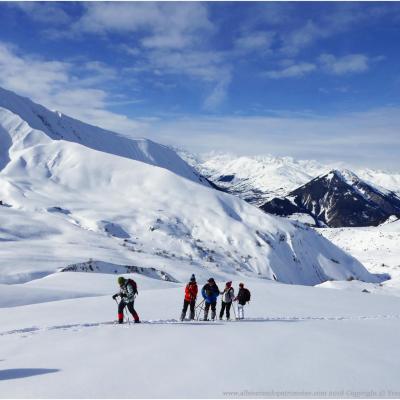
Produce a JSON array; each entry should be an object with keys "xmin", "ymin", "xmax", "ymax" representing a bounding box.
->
[
  {"xmin": 219, "ymin": 301, "xmax": 232, "ymax": 319},
  {"xmin": 237, "ymin": 303, "xmax": 245, "ymax": 319},
  {"xmin": 181, "ymin": 300, "xmax": 196, "ymax": 320},
  {"xmin": 118, "ymin": 301, "xmax": 139, "ymax": 323},
  {"xmin": 204, "ymin": 301, "xmax": 217, "ymax": 320}
]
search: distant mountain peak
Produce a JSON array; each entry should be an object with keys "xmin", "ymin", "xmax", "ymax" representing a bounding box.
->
[{"xmin": 262, "ymin": 167, "xmax": 400, "ymax": 227}]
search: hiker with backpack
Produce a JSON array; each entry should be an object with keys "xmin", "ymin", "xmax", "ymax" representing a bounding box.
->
[
  {"xmin": 112, "ymin": 276, "xmax": 140, "ymax": 324},
  {"xmin": 180, "ymin": 274, "xmax": 198, "ymax": 321},
  {"xmin": 201, "ymin": 278, "xmax": 220, "ymax": 321},
  {"xmin": 219, "ymin": 281, "xmax": 235, "ymax": 320},
  {"xmin": 235, "ymin": 282, "xmax": 251, "ymax": 320}
]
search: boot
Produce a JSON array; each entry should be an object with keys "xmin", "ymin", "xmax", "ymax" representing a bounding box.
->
[
  {"xmin": 180, "ymin": 311, "xmax": 186, "ymax": 321},
  {"xmin": 211, "ymin": 311, "xmax": 216, "ymax": 321},
  {"xmin": 189, "ymin": 311, "xmax": 195, "ymax": 320},
  {"xmin": 203, "ymin": 310, "xmax": 209, "ymax": 321}
]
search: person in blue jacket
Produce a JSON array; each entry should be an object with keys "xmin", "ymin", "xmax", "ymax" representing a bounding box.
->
[{"xmin": 201, "ymin": 278, "xmax": 220, "ymax": 320}]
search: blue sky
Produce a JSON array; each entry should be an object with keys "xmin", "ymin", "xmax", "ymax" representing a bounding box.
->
[{"xmin": 0, "ymin": 2, "xmax": 399, "ymax": 169}]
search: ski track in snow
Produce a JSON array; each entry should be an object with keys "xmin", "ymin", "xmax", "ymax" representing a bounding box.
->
[{"xmin": 2, "ymin": 314, "xmax": 400, "ymax": 338}]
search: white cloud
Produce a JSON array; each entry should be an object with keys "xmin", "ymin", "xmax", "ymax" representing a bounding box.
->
[
  {"xmin": 144, "ymin": 108, "xmax": 400, "ymax": 170},
  {"xmin": 203, "ymin": 74, "xmax": 232, "ymax": 111},
  {"xmin": 319, "ymin": 53, "xmax": 370, "ymax": 75},
  {"xmin": 74, "ymin": 2, "xmax": 229, "ymax": 109},
  {"xmin": 0, "ymin": 42, "xmax": 145, "ymax": 135},
  {"xmin": 264, "ymin": 53, "xmax": 375, "ymax": 79},
  {"xmin": 11, "ymin": 2, "xmax": 72, "ymax": 25},
  {"xmin": 265, "ymin": 62, "xmax": 316, "ymax": 79},
  {"xmin": 75, "ymin": 2, "xmax": 213, "ymax": 50},
  {"xmin": 281, "ymin": 20, "xmax": 325, "ymax": 55},
  {"xmin": 234, "ymin": 31, "xmax": 275, "ymax": 53}
]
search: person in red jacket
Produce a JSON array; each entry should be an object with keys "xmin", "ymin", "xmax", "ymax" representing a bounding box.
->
[{"xmin": 180, "ymin": 274, "xmax": 198, "ymax": 321}]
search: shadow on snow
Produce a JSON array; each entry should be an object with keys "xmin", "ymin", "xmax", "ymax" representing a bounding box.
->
[{"xmin": 0, "ymin": 368, "xmax": 59, "ymax": 380}]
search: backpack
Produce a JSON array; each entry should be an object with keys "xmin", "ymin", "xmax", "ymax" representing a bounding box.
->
[
  {"xmin": 127, "ymin": 279, "xmax": 138, "ymax": 295},
  {"xmin": 243, "ymin": 288, "xmax": 251, "ymax": 302}
]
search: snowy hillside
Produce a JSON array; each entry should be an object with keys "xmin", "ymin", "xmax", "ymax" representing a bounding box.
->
[
  {"xmin": 319, "ymin": 218, "xmax": 400, "ymax": 296},
  {"xmin": 179, "ymin": 151, "xmax": 400, "ymax": 205},
  {"xmin": 0, "ymin": 86, "xmax": 206, "ymax": 184},
  {"xmin": 0, "ymin": 87, "xmax": 377, "ymax": 286}
]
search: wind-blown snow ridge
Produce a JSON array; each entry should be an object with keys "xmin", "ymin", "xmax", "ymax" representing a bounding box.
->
[{"xmin": 0, "ymin": 86, "xmax": 205, "ymax": 184}]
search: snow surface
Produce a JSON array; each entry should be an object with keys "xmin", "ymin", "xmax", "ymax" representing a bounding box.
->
[
  {"xmin": 0, "ymin": 87, "xmax": 376, "ymax": 286},
  {"xmin": 319, "ymin": 220, "xmax": 400, "ymax": 296},
  {"xmin": 1, "ymin": 275, "xmax": 400, "ymax": 398}
]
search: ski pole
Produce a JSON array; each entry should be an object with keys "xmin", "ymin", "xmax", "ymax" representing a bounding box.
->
[
  {"xmin": 196, "ymin": 300, "xmax": 205, "ymax": 320},
  {"xmin": 231, "ymin": 301, "xmax": 237, "ymax": 320},
  {"xmin": 195, "ymin": 299, "xmax": 204, "ymax": 320},
  {"xmin": 195, "ymin": 299, "xmax": 205, "ymax": 310},
  {"xmin": 124, "ymin": 307, "xmax": 131, "ymax": 325}
]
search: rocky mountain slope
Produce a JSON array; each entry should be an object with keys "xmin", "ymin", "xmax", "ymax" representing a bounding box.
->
[{"xmin": 261, "ymin": 170, "xmax": 400, "ymax": 227}]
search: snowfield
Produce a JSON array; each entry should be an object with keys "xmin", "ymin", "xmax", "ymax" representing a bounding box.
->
[
  {"xmin": 1, "ymin": 276, "xmax": 400, "ymax": 398},
  {"xmin": 319, "ymin": 219, "xmax": 400, "ymax": 296}
]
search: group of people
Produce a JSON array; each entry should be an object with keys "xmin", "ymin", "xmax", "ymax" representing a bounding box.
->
[
  {"xmin": 113, "ymin": 275, "xmax": 251, "ymax": 324},
  {"xmin": 181, "ymin": 275, "xmax": 251, "ymax": 321}
]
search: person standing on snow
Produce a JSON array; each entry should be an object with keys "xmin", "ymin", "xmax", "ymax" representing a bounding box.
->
[
  {"xmin": 235, "ymin": 282, "xmax": 251, "ymax": 320},
  {"xmin": 201, "ymin": 278, "xmax": 220, "ymax": 321},
  {"xmin": 112, "ymin": 276, "xmax": 140, "ymax": 324},
  {"xmin": 180, "ymin": 274, "xmax": 198, "ymax": 321},
  {"xmin": 219, "ymin": 281, "xmax": 235, "ymax": 320}
]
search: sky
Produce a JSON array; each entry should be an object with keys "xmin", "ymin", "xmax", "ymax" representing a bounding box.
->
[{"xmin": 0, "ymin": 1, "xmax": 399, "ymax": 170}]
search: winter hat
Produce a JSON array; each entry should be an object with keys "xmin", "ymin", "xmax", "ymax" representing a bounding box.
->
[
  {"xmin": 190, "ymin": 274, "xmax": 196, "ymax": 282},
  {"xmin": 239, "ymin": 282, "xmax": 244, "ymax": 288},
  {"xmin": 118, "ymin": 277, "xmax": 126, "ymax": 286},
  {"xmin": 208, "ymin": 277, "xmax": 215, "ymax": 283},
  {"xmin": 226, "ymin": 281, "xmax": 232, "ymax": 288}
]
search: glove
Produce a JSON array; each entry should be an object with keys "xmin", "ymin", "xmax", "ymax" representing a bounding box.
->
[{"xmin": 112, "ymin": 294, "xmax": 119, "ymax": 300}]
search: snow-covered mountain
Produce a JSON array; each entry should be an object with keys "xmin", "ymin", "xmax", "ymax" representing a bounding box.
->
[
  {"xmin": 0, "ymin": 87, "xmax": 207, "ymax": 185},
  {"xmin": 0, "ymin": 87, "xmax": 377, "ymax": 286},
  {"xmin": 261, "ymin": 169, "xmax": 400, "ymax": 228},
  {"xmin": 179, "ymin": 151, "xmax": 400, "ymax": 205},
  {"xmin": 178, "ymin": 151, "xmax": 327, "ymax": 205}
]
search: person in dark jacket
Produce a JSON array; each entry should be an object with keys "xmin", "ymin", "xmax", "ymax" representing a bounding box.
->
[
  {"xmin": 112, "ymin": 276, "xmax": 140, "ymax": 324},
  {"xmin": 181, "ymin": 274, "xmax": 198, "ymax": 321},
  {"xmin": 234, "ymin": 282, "xmax": 251, "ymax": 320},
  {"xmin": 201, "ymin": 278, "xmax": 220, "ymax": 320},
  {"xmin": 219, "ymin": 281, "xmax": 235, "ymax": 320}
]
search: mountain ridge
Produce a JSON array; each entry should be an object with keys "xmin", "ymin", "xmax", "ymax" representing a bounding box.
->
[{"xmin": 261, "ymin": 169, "xmax": 400, "ymax": 227}]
